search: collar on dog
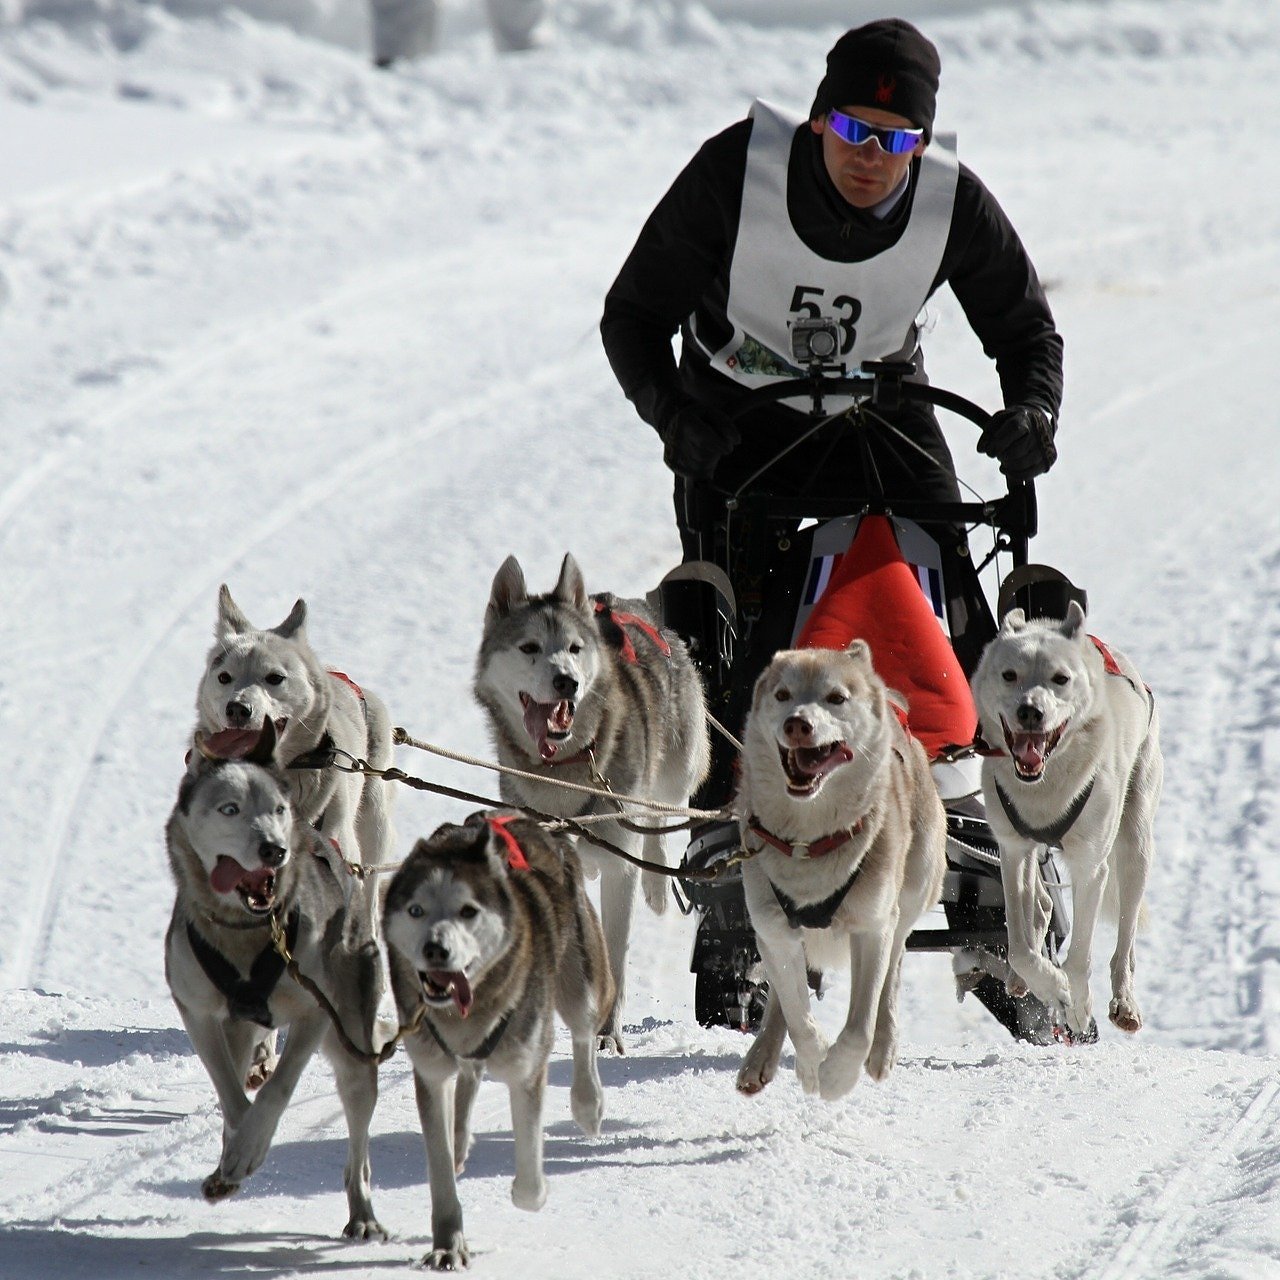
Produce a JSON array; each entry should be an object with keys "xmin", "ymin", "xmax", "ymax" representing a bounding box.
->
[
  {"xmin": 771, "ymin": 864, "xmax": 865, "ymax": 931},
  {"xmin": 994, "ymin": 776, "xmax": 1096, "ymax": 846},
  {"xmin": 186, "ymin": 905, "xmax": 301, "ymax": 1028},
  {"xmin": 423, "ymin": 1008, "xmax": 514, "ymax": 1062},
  {"xmin": 746, "ymin": 816, "xmax": 864, "ymax": 860},
  {"xmin": 486, "ymin": 815, "xmax": 530, "ymax": 871},
  {"xmin": 592, "ymin": 597, "xmax": 671, "ymax": 665}
]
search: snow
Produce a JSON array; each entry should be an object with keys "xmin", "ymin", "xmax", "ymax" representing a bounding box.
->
[{"xmin": 2, "ymin": 0, "xmax": 1280, "ymax": 1275}]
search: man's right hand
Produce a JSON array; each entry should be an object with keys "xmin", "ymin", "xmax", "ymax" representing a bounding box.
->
[{"xmin": 660, "ymin": 406, "xmax": 741, "ymax": 480}]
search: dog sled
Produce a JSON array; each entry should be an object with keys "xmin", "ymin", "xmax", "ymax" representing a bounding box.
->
[{"xmin": 660, "ymin": 359, "xmax": 1087, "ymax": 1045}]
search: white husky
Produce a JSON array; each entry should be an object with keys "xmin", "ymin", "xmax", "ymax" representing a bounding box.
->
[
  {"xmin": 195, "ymin": 585, "xmax": 396, "ymax": 870},
  {"xmin": 735, "ymin": 643, "xmax": 946, "ymax": 1100},
  {"xmin": 971, "ymin": 602, "xmax": 1162, "ymax": 1038}
]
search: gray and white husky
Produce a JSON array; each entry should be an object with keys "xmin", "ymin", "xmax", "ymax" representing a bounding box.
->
[
  {"xmin": 735, "ymin": 643, "xmax": 946, "ymax": 1100},
  {"xmin": 195, "ymin": 585, "xmax": 396, "ymax": 870},
  {"xmin": 474, "ymin": 553, "xmax": 709, "ymax": 1049},
  {"xmin": 971, "ymin": 602, "xmax": 1162, "ymax": 1038},
  {"xmin": 384, "ymin": 813, "xmax": 614, "ymax": 1272},
  {"xmin": 164, "ymin": 719, "xmax": 394, "ymax": 1237}
]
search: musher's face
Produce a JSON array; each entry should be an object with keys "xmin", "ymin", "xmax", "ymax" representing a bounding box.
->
[{"xmin": 810, "ymin": 105, "xmax": 927, "ymax": 209}]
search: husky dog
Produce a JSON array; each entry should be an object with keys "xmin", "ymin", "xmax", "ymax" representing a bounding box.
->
[
  {"xmin": 384, "ymin": 813, "xmax": 614, "ymax": 1271},
  {"xmin": 195, "ymin": 585, "xmax": 395, "ymax": 869},
  {"xmin": 971, "ymin": 603, "xmax": 1162, "ymax": 1038},
  {"xmin": 734, "ymin": 643, "xmax": 946, "ymax": 1101},
  {"xmin": 164, "ymin": 719, "xmax": 394, "ymax": 1236},
  {"xmin": 474, "ymin": 553, "xmax": 709, "ymax": 1049}
]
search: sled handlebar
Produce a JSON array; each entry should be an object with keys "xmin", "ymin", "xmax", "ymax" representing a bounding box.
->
[
  {"xmin": 714, "ymin": 360, "xmax": 1036, "ymax": 553},
  {"xmin": 723, "ymin": 359, "xmax": 995, "ymax": 433}
]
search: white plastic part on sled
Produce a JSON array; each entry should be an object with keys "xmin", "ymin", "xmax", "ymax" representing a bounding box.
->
[{"xmin": 930, "ymin": 753, "xmax": 982, "ymax": 802}]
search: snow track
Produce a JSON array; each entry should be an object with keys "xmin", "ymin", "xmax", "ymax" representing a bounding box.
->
[{"xmin": 3, "ymin": 1, "xmax": 1280, "ymax": 1274}]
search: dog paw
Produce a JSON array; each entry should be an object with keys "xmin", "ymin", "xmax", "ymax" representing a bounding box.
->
[
  {"xmin": 343, "ymin": 1214, "xmax": 388, "ymax": 1241},
  {"xmin": 642, "ymin": 871, "xmax": 669, "ymax": 915},
  {"xmin": 736, "ymin": 1058, "xmax": 777, "ymax": 1096},
  {"xmin": 202, "ymin": 1172, "xmax": 240, "ymax": 1201},
  {"xmin": 1109, "ymin": 996, "xmax": 1143, "ymax": 1034},
  {"xmin": 423, "ymin": 1235, "xmax": 470, "ymax": 1271},
  {"xmin": 598, "ymin": 1030, "xmax": 625, "ymax": 1056},
  {"xmin": 1005, "ymin": 972, "xmax": 1029, "ymax": 999},
  {"xmin": 818, "ymin": 1046, "xmax": 863, "ymax": 1102},
  {"xmin": 571, "ymin": 1085, "xmax": 604, "ymax": 1136},
  {"xmin": 794, "ymin": 1036, "xmax": 828, "ymax": 1096},
  {"xmin": 244, "ymin": 1037, "xmax": 277, "ymax": 1091},
  {"xmin": 865, "ymin": 1034, "xmax": 898, "ymax": 1083},
  {"xmin": 511, "ymin": 1174, "xmax": 547, "ymax": 1212}
]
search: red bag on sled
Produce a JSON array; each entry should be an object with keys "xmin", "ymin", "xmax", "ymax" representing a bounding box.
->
[{"xmin": 795, "ymin": 515, "xmax": 977, "ymax": 760}]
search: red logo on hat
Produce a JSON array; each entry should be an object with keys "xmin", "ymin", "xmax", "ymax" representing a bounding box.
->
[{"xmin": 875, "ymin": 73, "xmax": 896, "ymax": 104}]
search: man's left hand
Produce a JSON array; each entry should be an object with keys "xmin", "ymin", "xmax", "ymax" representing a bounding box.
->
[{"xmin": 978, "ymin": 405, "xmax": 1057, "ymax": 481}]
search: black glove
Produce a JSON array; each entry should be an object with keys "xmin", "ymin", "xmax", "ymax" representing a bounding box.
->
[
  {"xmin": 978, "ymin": 405, "xmax": 1058, "ymax": 481},
  {"xmin": 659, "ymin": 405, "xmax": 740, "ymax": 481}
]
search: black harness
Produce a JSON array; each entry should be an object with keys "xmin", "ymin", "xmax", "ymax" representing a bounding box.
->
[
  {"xmin": 771, "ymin": 862, "xmax": 865, "ymax": 931},
  {"xmin": 994, "ymin": 776, "xmax": 1096, "ymax": 846},
  {"xmin": 422, "ymin": 1009, "xmax": 515, "ymax": 1062},
  {"xmin": 187, "ymin": 905, "xmax": 300, "ymax": 1028}
]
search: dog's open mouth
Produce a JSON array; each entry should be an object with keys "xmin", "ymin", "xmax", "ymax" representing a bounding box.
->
[
  {"xmin": 418, "ymin": 969, "xmax": 474, "ymax": 1018},
  {"xmin": 210, "ymin": 857, "xmax": 277, "ymax": 913},
  {"xmin": 519, "ymin": 692, "xmax": 575, "ymax": 762},
  {"xmin": 777, "ymin": 741, "xmax": 855, "ymax": 797},
  {"xmin": 1001, "ymin": 717, "xmax": 1068, "ymax": 782}
]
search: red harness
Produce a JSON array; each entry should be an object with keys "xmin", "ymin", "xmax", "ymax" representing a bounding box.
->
[
  {"xmin": 593, "ymin": 600, "xmax": 671, "ymax": 665},
  {"xmin": 486, "ymin": 815, "xmax": 530, "ymax": 871},
  {"xmin": 747, "ymin": 816, "xmax": 865, "ymax": 860}
]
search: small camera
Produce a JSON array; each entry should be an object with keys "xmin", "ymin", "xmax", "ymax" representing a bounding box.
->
[{"xmin": 790, "ymin": 316, "xmax": 841, "ymax": 366}]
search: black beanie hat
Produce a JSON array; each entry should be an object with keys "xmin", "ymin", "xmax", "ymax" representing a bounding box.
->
[{"xmin": 809, "ymin": 18, "xmax": 941, "ymax": 141}]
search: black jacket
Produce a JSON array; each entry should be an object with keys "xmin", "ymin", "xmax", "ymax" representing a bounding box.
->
[{"xmin": 601, "ymin": 116, "xmax": 1063, "ymax": 496}]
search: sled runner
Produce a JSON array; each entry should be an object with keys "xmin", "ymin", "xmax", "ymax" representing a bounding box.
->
[{"xmin": 662, "ymin": 360, "xmax": 1087, "ymax": 1044}]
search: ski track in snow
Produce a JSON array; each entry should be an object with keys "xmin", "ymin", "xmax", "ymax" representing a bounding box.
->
[{"xmin": 3, "ymin": 1, "xmax": 1280, "ymax": 1275}]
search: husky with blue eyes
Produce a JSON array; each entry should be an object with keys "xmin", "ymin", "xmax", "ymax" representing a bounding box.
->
[
  {"xmin": 164, "ymin": 718, "xmax": 395, "ymax": 1238},
  {"xmin": 383, "ymin": 812, "xmax": 613, "ymax": 1272}
]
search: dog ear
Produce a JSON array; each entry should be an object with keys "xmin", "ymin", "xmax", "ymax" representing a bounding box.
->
[
  {"xmin": 1000, "ymin": 608, "xmax": 1027, "ymax": 634},
  {"xmin": 217, "ymin": 584, "xmax": 252, "ymax": 637},
  {"xmin": 553, "ymin": 553, "xmax": 588, "ymax": 610},
  {"xmin": 272, "ymin": 599, "xmax": 307, "ymax": 639},
  {"xmin": 488, "ymin": 555, "xmax": 528, "ymax": 620},
  {"xmin": 244, "ymin": 716, "xmax": 279, "ymax": 767},
  {"xmin": 844, "ymin": 638, "xmax": 873, "ymax": 667},
  {"xmin": 1059, "ymin": 600, "xmax": 1086, "ymax": 639}
]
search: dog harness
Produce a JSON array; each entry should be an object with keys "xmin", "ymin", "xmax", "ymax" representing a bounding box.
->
[
  {"xmin": 993, "ymin": 776, "xmax": 1096, "ymax": 847},
  {"xmin": 486, "ymin": 815, "xmax": 531, "ymax": 871},
  {"xmin": 770, "ymin": 864, "xmax": 866, "ymax": 931},
  {"xmin": 186, "ymin": 905, "xmax": 301, "ymax": 1028},
  {"xmin": 746, "ymin": 816, "xmax": 864, "ymax": 860},
  {"xmin": 592, "ymin": 596, "xmax": 671, "ymax": 664},
  {"xmin": 422, "ymin": 1008, "xmax": 515, "ymax": 1062}
]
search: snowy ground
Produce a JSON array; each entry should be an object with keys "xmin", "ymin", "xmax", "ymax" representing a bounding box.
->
[{"xmin": 2, "ymin": 0, "xmax": 1280, "ymax": 1275}]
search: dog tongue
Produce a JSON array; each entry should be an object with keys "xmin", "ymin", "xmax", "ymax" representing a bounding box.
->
[
  {"xmin": 210, "ymin": 856, "xmax": 248, "ymax": 893},
  {"xmin": 521, "ymin": 699, "xmax": 573, "ymax": 761},
  {"xmin": 209, "ymin": 857, "xmax": 274, "ymax": 897},
  {"xmin": 1013, "ymin": 734, "xmax": 1049, "ymax": 772},
  {"xmin": 428, "ymin": 971, "xmax": 474, "ymax": 1017},
  {"xmin": 202, "ymin": 728, "xmax": 264, "ymax": 761}
]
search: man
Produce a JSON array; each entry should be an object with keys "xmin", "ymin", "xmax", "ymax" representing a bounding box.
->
[{"xmin": 600, "ymin": 19, "xmax": 1065, "ymax": 1030}]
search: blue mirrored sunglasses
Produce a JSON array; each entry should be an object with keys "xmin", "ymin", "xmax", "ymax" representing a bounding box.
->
[{"xmin": 826, "ymin": 109, "xmax": 923, "ymax": 154}]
